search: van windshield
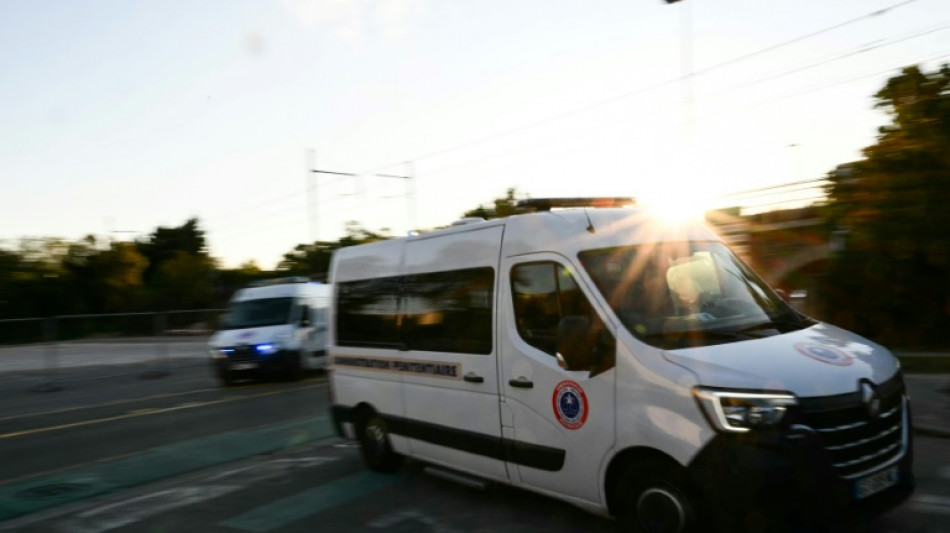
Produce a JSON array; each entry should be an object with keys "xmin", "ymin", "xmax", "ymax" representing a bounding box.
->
[
  {"xmin": 578, "ymin": 241, "xmax": 812, "ymax": 349},
  {"xmin": 221, "ymin": 297, "xmax": 294, "ymax": 330}
]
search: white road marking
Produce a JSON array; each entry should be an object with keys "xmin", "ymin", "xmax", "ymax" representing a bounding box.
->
[
  {"xmin": 269, "ymin": 457, "xmax": 336, "ymax": 468},
  {"xmin": 207, "ymin": 464, "xmax": 260, "ymax": 481},
  {"xmin": 910, "ymin": 494, "xmax": 950, "ymax": 516},
  {"xmin": 61, "ymin": 485, "xmax": 242, "ymax": 533},
  {"xmin": 206, "ymin": 456, "xmax": 339, "ymax": 485},
  {"xmin": 369, "ymin": 509, "xmax": 460, "ymax": 533}
]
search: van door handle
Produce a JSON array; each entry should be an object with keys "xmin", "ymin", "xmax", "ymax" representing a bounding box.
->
[
  {"xmin": 463, "ymin": 372, "xmax": 484, "ymax": 384},
  {"xmin": 509, "ymin": 377, "xmax": 534, "ymax": 389}
]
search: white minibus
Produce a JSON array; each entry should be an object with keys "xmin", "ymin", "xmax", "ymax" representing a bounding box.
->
[{"xmin": 328, "ymin": 198, "xmax": 913, "ymax": 532}]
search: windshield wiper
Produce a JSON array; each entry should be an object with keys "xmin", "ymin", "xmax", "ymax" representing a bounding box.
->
[
  {"xmin": 736, "ymin": 318, "xmax": 807, "ymax": 335},
  {"xmin": 640, "ymin": 329, "xmax": 746, "ymax": 348}
]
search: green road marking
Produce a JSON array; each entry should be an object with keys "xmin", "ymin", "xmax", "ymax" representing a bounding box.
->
[
  {"xmin": 220, "ymin": 471, "xmax": 401, "ymax": 532},
  {"xmin": 0, "ymin": 415, "xmax": 333, "ymax": 521}
]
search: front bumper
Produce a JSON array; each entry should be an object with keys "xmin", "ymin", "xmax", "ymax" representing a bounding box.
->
[
  {"xmin": 689, "ymin": 378, "xmax": 914, "ymax": 530},
  {"xmin": 212, "ymin": 347, "xmax": 297, "ymax": 378}
]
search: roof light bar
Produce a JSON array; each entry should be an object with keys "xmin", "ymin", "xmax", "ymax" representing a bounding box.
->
[
  {"xmin": 516, "ymin": 197, "xmax": 636, "ymax": 212},
  {"xmin": 248, "ymin": 276, "xmax": 311, "ymax": 287}
]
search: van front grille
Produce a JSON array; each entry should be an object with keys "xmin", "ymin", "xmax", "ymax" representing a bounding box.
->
[
  {"xmin": 227, "ymin": 345, "xmax": 257, "ymax": 362},
  {"xmin": 798, "ymin": 373, "xmax": 906, "ymax": 479}
]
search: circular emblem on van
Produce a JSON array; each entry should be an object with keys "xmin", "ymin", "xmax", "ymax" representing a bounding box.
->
[
  {"xmin": 794, "ymin": 343, "xmax": 853, "ymax": 366},
  {"xmin": 552, "ymin": 380, "xmax": 589, "ymax": 430}
]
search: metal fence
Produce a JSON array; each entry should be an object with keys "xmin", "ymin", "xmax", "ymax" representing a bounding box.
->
[{"xmin": 0, "ymin": 309, "xmax": 224, "ymax": 391}]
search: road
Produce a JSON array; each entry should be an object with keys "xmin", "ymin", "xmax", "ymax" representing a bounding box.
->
[
  {"xmin": 0, "ymin": 364, "xmax": 946, "ymax": 532},
  {"xmin": 0, "ymin": 337, "xmax": 209, "ymax": 375}
]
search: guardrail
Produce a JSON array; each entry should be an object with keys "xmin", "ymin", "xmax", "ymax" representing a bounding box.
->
[{"xmin": 0, "ymin": 309, "xmax": 225, "ymax": 391}]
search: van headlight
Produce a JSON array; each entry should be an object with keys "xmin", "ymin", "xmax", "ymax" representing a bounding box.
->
[
  {"xmin": 255, "ymin": 342, "xmax": 280, "ymax": 355},
  {"xmin": 694, "ymin": 388, "xmax": 797, "ymax": 433},
  {"xmin": 210, "ymin": 348, "xmax": 233, "ymax": 359}
]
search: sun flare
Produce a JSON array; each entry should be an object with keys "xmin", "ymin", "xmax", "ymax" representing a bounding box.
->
[{"xmin": 639, "ymin": 187, "xmax": 710, "ymax": 223}]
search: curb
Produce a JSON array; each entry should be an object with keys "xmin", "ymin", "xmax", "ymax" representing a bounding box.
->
[{"xmin": 913, "ymin": 424, "xmax": 950, "ymax": 439}]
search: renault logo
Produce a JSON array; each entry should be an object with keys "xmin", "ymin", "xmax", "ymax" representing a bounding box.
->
[{"xmin": 860, "ymin": 381, "xmax": 881, "ymax": 419}]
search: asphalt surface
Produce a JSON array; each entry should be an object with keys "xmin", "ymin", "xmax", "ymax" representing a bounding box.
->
[
  {"xmin": 2, "ymin": 338, "xmax": 947, "ymax": 438},
  {"xmin": 0, "ymin": 339, "xmax": 946, "ymax": 532}
]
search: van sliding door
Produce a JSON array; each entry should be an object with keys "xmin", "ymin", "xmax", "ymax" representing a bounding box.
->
[{"xmin": 400, "ymin": 225, "xmax": 508, "ymax": 481}]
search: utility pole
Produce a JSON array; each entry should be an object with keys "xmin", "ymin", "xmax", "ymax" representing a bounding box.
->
[
  {"xmin": 307, "ymin": 151, "xmax": 363, "ymax": 245},
  {"xmin": 306, "ymin": 149, "xmax": 317, "ymax": 244},
  {"xmin": 376, "ymin": 161, "xmax": 415, "ymax": 234},
  {"xmin": 307, "ymin": 154, "xmax": 416, "ymax": 236}
]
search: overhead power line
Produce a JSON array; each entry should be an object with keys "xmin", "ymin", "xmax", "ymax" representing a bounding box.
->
[
  {"xmin": 691, "ymin": 0, "xmax": 919, "ymax": 78},
  {"xmin": 357, "ymin": 0, "xmax": 920, "ymax": 176}
]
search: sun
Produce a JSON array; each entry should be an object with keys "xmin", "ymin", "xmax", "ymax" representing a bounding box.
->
[{"xmin": 638, "ymin": 185, "xmax": 710, "ymax": 223}]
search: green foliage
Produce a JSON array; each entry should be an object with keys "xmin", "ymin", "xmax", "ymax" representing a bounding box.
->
[
  {"xmin": 155, "ymin": 251, "xmax": 215, "ymax": 310},
  {"xmin": 0, "ymin": 217, "xmax": 399, "ymax": 320},
  {"xmin": 70, "ymin": 240, "xmax": 149, "ymax": 313},
  {"xmin": 277, "ymin": 222, "xmax": 391, "ymax": 280},
  {"xmin": 136, "ymin": 217, "xmax": 207, "ymax": 286},
  {"xmin": 824, "ymin": 64, "xmax": 950, "ymax": 347}
]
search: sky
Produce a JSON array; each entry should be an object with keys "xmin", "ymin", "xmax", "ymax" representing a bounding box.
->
[{"xmin": 1, "ymin": 0, "xmax": 948, "ymax": 269}]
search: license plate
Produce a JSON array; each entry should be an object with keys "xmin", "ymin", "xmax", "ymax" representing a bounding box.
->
[
  {"xmin": 231, "ymin": 362, "xmax": 258, "ymax": 371},
  {"xmin": 855, "ymin": 465, "xmax": 899, "ymax": 500}
]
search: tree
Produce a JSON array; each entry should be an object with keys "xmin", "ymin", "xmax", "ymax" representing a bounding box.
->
[
  {"xmin": 824, "ymin": 64, "xmax": 950, "ymax": 346},
  {"xmin": 137, "ymin": 218, "xmax": 207, "ymax": 285},
  {"xmin": 277, "ymin": 222, "xmax": 391, "ymax": 280},
  {"xmin": 155, "ymin": 252, "xmax": 215, "ymax": 309}
]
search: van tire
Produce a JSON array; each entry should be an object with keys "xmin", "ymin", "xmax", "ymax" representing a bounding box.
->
[
  {"xmin": 356, "ymin": 411, "xmax": 403, "ymax": 473},
  {"xmin": 615, "ymin": 461, "xmax": 700, "ymax": 533}
]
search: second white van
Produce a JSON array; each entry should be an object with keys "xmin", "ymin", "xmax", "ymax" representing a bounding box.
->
[{"xmin": 209, "ymin": 277, "xmax": 330, "ymax": 385}]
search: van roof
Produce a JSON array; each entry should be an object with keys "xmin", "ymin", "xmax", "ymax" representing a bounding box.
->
[
  {"xmin": 331, "ymin": 204, "xmax": 721, "ymax": 282},
  {"xmin": 233, "ymin": 281, "xmax": 330, "ymax": 301}
]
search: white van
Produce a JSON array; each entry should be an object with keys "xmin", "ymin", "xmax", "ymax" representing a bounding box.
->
[
  {"xmin": 327, "ymin": 199, "xmax": 913, "ymax": 532},
  {"xmin": 209, "ymin": 277, "xmax": 330, "ymax": 386}
]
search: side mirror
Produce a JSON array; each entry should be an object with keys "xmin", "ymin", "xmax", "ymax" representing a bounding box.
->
[{"xmin": 556, "ymin": 316, "xmax": 593, "ymax": 371}]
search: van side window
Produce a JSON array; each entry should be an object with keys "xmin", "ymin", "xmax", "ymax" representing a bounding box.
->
[
  {"xmin": 512, "ymin": 262, "xmax": 615, "ymax": 375},
  {"xmin": 336, "ymin": 277, "xmax": 402, "ymax": 348},
  {"xmin": 336, "ymin": 268, "xmax": 495, "ymax": 354},
  {"xmin": 403, "ymin": 267, "xmax": 494, "ymax": 355}
]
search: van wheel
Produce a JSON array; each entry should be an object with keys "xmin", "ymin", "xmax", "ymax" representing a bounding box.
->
[
  {"xmin": 615, "ymin": 462, "xmax": 699, "ymax": 533},
  {"xmin": 356, "ymin": 411, "xmax": 403, "ymax": 473}
]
